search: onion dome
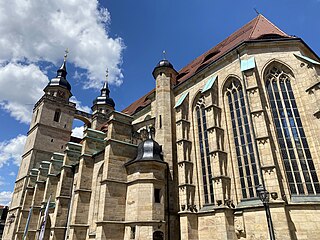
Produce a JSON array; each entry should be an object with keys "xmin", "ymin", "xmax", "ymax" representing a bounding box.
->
[
  {"xmin": 133, "ymin": 127, "xmax": 163, "ymax": 162},
  {"xmin": 93, "ymin": 69, "xmax": 115, "ymax": 108},
  {"xmin": 46, "ymin": 49, "xmax": 71, "ymax": 91},
  {"xmin": 152, "ymin": 51, "xmax": 177, "ymax": 79}
]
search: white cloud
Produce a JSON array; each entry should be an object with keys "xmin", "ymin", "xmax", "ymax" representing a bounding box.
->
[
  {"xmin": 71, "ymin": 126, "xmax": 84, "ymax": 138},
  {"xmin": 9, "ymin": 171, "xmax": 16, "ymax": 176},
  {"xmin": 0, "ymin": 134, "xmax": 27, "ymax": 168},
  {"xmin": 70, "ymin": 96, "xmax": 91, "ymax": 113},
  {"xmin": 0, "ymin": 0, "xmax": 125, "ymax": 89},
  {"xmin": 0, "ymin": 191, "xmax": 13, "ymax": 206},
  {"xmin": 0, "ymin": 63, "xmax": 48, "ymax": 123}
]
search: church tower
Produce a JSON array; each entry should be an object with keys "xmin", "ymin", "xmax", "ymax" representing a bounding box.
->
[
  {"xmin": 91, "ymin": 69, "xmax": 115, "ymax": 129},
  {"xmin": 6, "ymin": 51, "xmax": 76, "ymax": 238}
]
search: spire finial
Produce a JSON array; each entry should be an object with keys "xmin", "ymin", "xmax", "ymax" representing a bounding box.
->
[
  {"xmin": 105, "ymin": 68, "xmax": 109, "ymax": 82},
  {"xmin": 162, "ymin": 50, "xmax": 166, "ymax": 60},
  {"xmin": 64, "ymin": 48, "xmax": 69, "ymax": 62},
  {"xmin": 148, "ymin": 125, "xmax": 155, "ymax": 139},
  {"xmin": 254, "ymin": 8, "xmax": 260, "ymax": 16}
]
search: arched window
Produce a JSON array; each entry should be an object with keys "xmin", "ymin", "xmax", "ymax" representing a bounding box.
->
[
  {"xmin": 195, "ymin": 96, "xmax": 214, "ymax": 204},
  {"xmin": 53, "ymin": 109, "xmax": 61, "ymax": 122},
  {"xmin": 265, "ymin": 65, "xmax": 320, "ymax": 195},
  {"xmin": 226, "ymin": 79, "xmax": 260, "ymax": 199}
]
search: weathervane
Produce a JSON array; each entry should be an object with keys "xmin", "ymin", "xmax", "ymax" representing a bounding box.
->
[
  {"xmin": 105, "ymin": 68, "xmax": 109, "ymax": 82},
  {"xmin": 64, "ymin": 48, "xmax": 69, "ymax": 61}
]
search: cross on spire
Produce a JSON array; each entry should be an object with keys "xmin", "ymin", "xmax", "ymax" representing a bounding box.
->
[{"xmin": 162, "ymin": 50, "xmax": 166, "ymax": 60}]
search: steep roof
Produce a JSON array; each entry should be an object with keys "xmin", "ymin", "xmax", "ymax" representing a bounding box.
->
[{"xmin": 122, "ymin": 14, "xmax": 292, "ymax": 116}]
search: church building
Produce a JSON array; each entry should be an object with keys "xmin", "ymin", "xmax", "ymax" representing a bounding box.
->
[{"xmin": 3, "ymin": 14, "xmax": 320, "ymax": 240}]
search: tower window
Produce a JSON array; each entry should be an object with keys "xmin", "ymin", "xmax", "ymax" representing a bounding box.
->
[
  {"xmin": 34, "ymin": 109, "xmax": 39, "ymax": 123},
  {"xmin": 265, "ymin": 65, "xmax": 320, "ymax": 195},
  {"xmin": 54, "ymin": 109, "xmax": 61, "ymax": 122},
  {"xmin": 154, "ymin": 188, "xmax": 161, "ymax": 203},
  {"xmin": 226, "ymin": 79, "xmax": 260, "ymax": 199}
]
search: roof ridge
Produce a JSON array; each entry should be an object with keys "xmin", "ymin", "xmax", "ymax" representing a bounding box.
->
[{"xmin": 249, "ymin": 14, "xmax": 261, "ymax": 39}]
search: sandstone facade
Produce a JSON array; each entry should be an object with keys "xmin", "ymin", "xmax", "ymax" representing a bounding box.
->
[{"xmin": 3, "ymin": 15, "xmax": 320, "ymax": 240}]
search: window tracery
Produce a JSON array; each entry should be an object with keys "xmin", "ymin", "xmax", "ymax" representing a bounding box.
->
[
  {"xmin": 226, "ymin": 79, "xmax": 260, "ymax": 199},
  {"xmin": 195, "ymin": 96, "xmax": 214, "ymax": 204},
  {"xmin": 265, "ymin": 65, "xmax": 320, "ymax": 195}
]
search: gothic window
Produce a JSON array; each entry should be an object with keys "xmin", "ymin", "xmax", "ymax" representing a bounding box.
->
[
  {"xmin": 53, "ymin": 109, "xmax": 61, "ymax": 122},
  {"xmin": 266, "ymin": 65, "xmax": 320, "ymax": 195},
  {"xmin": 196, "ymin": 97, "xmax": 214, "ymax": 204},
  {"xmin": 226, "ymin": 79, "xmax": 260, "ymax": 199}
]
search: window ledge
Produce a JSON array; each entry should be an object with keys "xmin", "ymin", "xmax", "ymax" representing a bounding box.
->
[
  {"xmin": 236, "ymin": 198, "xmax": 262, "ymax": 209},
  {"xmin": 290, "ymin": 195, "xmax": 320, "ymax": 203}
]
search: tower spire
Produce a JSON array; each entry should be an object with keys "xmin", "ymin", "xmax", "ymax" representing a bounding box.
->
[
  {"xmin": 57, "ymin": 48, "xmax": 69, "ymax": 78},
  {"xmin": 102, "ymin": 68, "xmax": 110, "ymax": 93},
  {"xmin": 92, "ymin": 67, "xmax": 115, "ymax": 110},
  {"xmin": 44, "ymin": 48, "xmax": 71, "ymax": 93}
]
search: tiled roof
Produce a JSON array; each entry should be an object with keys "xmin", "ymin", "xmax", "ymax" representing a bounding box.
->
[
  {"xmin": 122, "ymin": 89, "xmax": 155, "ymax": 115},
  {"xmin": 122, "ymin": 15, "xmax": 292, "ymax": 116}
]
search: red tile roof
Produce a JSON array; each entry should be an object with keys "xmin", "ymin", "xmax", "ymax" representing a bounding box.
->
[{"xmin": 122, "ymin": 15, "xmax": 292, "ymax": 116}]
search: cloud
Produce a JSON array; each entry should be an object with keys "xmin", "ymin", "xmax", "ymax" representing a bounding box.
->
[
  {"xmin": 70, "ymin": 96, "xmax": 91, "ymax": 113},
  {"xmin": 0, "ymin": 0, "xmax": 125, "ymax": 89},
  {"xmin": 0, "ymin": 63, "xmax": 48, "ymax": 123},
  {"xmin": 71, "ymin": 126, "xmax": 84, "ymax": 138},
  {"xmin": 0, "ymin": 134, "xmax": 27, "ymax": 168},
  {"xmin": 0, "ymin": 191, "xmax": 13, "ymax": 206},
  {"xmin": 9, "ymin": 172, "xmax": 16, "ymax": 176}
]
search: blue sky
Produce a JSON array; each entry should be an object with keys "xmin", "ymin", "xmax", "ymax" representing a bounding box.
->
[{"xmin": 0, "ymin": 0, "xmax": 319, "ymax": 205}]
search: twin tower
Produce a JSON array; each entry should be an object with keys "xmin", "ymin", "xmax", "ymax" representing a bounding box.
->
[{"xmin": 4, "ymin": 54, "xmax": 178, "ymax": 240}]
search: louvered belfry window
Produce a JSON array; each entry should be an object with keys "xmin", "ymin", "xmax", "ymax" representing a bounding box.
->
[
  {"xmin": 226, "ymin": 79, "xmax": 260, "ymax": 199},
  {"xmin": 266, "ymin": 65, "xmax": 320, "ymax": 195}
]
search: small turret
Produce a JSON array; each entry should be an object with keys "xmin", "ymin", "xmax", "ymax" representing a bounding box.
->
[
  {"xmin": 124, "ymin": 126, "xmax": 168, "ymax": 239},
  {"xmin": 129, "ymin": 126, "xmax": 163, "ymax": 163}
]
